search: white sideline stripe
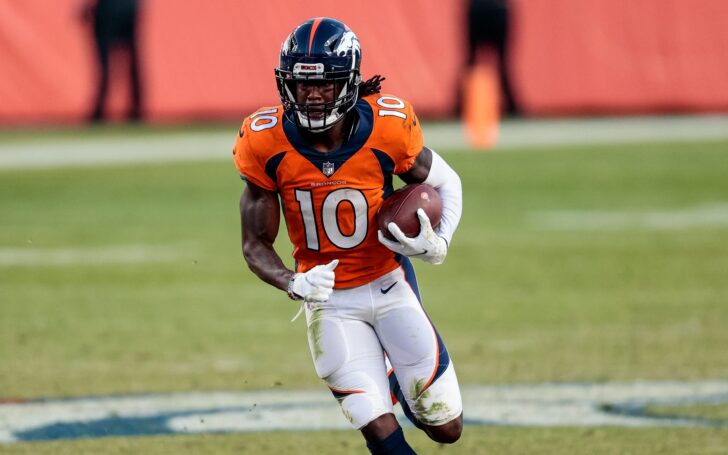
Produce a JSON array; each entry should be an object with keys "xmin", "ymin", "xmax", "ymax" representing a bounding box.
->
[
  {"xmin": 531, "ymin": 203, "xmax": 728, "ymax": 230},
  {"xmin": 1, "ymin": 116, "xmax": 727, "ymax": 170},
  {"xmin": 425, "ymin": 116, "xmax": 728, "ymax": 151},
  {"xmin": 1, "ymin": 380, "xmax": 727, "ymax": 443},
  {"xmin": 0, "ymin": 132, "xmax": 231, "ymax": 170},
  {"xmin": 0, "ymin": 245, "xmax": 183, "ymax": 266}
]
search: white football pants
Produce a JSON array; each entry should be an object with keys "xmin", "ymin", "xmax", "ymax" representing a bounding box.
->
[{"xmin": 303, "ymin": 261, "xmax": 462, "ymax": 429}]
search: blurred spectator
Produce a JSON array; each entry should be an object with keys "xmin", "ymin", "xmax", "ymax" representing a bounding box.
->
[
  {"xmin": 82, "ymin": 0, "xmax": 143, "ymax": 122},
  {"xmin": 465, "ymin": 0, "xmax": 520, "ymax": 116}
]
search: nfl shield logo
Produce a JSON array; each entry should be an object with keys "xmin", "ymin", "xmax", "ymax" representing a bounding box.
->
[{"xmin": 322, "ymin": 161, "xmax": 335, "ymax": 177}]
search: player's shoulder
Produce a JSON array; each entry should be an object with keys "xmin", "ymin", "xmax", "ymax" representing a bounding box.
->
[
  {"xmin": 361, "ymin": 93, "xmax": 417, "ymax": 120},
  {"xmin": 360, "ymin": 93, "xmax": 420, "ymax": 148},
  {"xmin": 235, "ymin": 104, "xmax": 288, "ymax": 158}
]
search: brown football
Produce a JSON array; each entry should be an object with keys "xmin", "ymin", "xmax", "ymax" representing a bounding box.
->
[{"xmin": 378, "ymin": 184, "xmax": 442, "ymax": 241}]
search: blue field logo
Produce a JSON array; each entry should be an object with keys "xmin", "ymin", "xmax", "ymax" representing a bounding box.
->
[{"xmin": 2, "ymin": 381, "xmax": 728, "ymax": 444}]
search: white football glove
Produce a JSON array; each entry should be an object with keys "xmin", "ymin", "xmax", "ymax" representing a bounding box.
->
[
  {"xmin": 289, "ymin": 259, "xmax": 339, "ymax": 302},
  {"xmin": 378, "ymin": 209, "xmax": 448, "ymax": 265}
]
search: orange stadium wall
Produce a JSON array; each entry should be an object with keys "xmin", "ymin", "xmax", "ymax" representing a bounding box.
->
[{"xmin": 1, "ymin": 0, "xmax": 727, "ymax": 124}]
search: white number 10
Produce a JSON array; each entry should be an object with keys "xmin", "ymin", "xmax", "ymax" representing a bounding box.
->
[
  {"xmin": 377, "ymin": 96, "xmax": 407, "ymax": 119},
  {"xmin": 295, "ymin": 188, "xmax": 369, "ymax": 250}
]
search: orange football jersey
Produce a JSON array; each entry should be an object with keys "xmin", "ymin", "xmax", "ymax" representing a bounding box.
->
[{"xmin": 233, "ymin": 94, "xmax": 423, "ymax": 288}]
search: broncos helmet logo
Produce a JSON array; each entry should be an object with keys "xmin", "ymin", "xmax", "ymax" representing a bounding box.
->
[{"xmin": 333, "ymin": 30, "xmax": 361, "ymax": 59}]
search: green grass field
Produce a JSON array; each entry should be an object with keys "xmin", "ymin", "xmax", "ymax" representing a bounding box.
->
[{"xmin": 1, "ymin": 131, "xmax": 727, "ymax": 453}]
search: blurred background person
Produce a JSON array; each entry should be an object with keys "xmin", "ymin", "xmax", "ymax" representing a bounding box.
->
[
  {"xmin": 464, "ymin": 0, "xmax": 520, "ymax": 117},
  {"xmin": 82, "ymin": 0, "xmax": 143, "ymax": 123}
]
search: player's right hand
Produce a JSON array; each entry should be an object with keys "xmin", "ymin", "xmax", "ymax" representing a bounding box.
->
[{"xmin": 289, "ymin": 259, "xmax": 339, "ymax": 302}]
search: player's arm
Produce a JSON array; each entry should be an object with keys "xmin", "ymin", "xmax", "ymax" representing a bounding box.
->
[
  {"xmin": 240, "ymin": 181, "xmax": 292, "ymax": 291},
  {"xmin": 240, "ymin": 181, "xmax": 338, "ymax": 302},
  {"xmin": 380, "ymin": 146, "xmax": 463, "ymax": 264},
  {"xmin": 398, "ymin": 145, "xmax": 433, "ymax": 184},
  {"xmin": 399, "ymin": 146, "xmax": 462, "ymax": 247}
]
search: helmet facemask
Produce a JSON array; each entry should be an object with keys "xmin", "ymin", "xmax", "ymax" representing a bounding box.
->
[{"xmin": 276, "ymin": 67, "xmax": 361, "ymax": 132}]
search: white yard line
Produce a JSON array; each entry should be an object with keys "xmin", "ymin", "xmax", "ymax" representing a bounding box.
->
[
  {"xmin": 0, "ymin": 132, "xmax": 231, "ymax": 170},
  {"xmin": 1, "ymin": 116, "xmax": 727, "ymax": 170},
  {"xmin": 424, "ymin": 115, "xmax": 728, "ymax": 150},
  {"xmin": 531, "ymin": 203, "xmax": 728, "ymax": 231},
  {"xmin": 0, "ymin": 245, "xmax": 187, "ymax": 266}
]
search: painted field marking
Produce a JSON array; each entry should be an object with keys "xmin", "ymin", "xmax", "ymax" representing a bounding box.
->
[
  {"xmin": 1, "ymin": 381, "xmax": 727, "ymax": 443},
  {"xmin": 0, "ymin": 244, "xmax": 188, "ymax": 267},
  {"xmin": 0, "ymin": 132, "xmax": 231, "ymax": 170},
  {"xmin": 1, "ymin": 116, "xmax": 727, "ymax": 170},
  {"xmin": 530, "ymin": 203, "xmax": 728, "ymax": 231}
]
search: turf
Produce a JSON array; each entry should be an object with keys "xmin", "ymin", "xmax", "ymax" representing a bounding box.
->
[
  {"xmin": 1, "ymin": 428, "xmax": 726, "ymax": 455},
  {"xmin": 1, "ymin": 136, "xmax": 728, "ymax": 452}
]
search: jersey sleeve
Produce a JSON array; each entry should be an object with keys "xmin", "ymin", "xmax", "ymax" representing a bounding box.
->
[
  {"xmin": 394, "ymin": 106, "xmax": 423, "ymax": 174},
  {"xmin": 232, "ymin": 117, "xmax": 278, "ymax": 191},
  {"xmin": 370, "ymin": 95, "xmax": 424, "ymax": 175}
]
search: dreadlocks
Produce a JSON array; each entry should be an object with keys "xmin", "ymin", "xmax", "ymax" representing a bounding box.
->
[{"xmin": 358, "ymin": 75, "xmax": 386, "ymax": 97}]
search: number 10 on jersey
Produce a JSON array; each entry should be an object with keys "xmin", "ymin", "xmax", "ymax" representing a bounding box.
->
[{"xmin": 295, "ymin": 188, "xmax": 369, "ymax": 250}]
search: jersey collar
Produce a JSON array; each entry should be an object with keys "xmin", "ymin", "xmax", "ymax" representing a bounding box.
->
[{"xmin": 282, "ymin": 98, "xmax": 374, "ymax": 177}]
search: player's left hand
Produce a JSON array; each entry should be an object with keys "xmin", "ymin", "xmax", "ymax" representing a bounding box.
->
[{"xmin": 378, "ymin": 209, "xmax": 448, "ymax": 265}]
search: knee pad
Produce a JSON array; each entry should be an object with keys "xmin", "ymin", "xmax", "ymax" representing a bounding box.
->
[
  {"xmin": 340, "ymin": 391, "xmax": 390, "ymax": 429},
  {"xmin": 406, "ymin": 363, "xmax": 462, "ymax": 426},
  {"xmin": 330, "ymin": 371, "xmax": 392, "ymax": 429}
]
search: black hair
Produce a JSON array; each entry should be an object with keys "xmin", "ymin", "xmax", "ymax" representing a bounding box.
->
[{"xmin": 358, "ymin": 75, "xmax": 386, "ymax": 97}]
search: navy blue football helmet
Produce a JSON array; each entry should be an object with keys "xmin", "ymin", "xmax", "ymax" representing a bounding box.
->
[{"xmin": 275, "ymin": 18, "xmax": 362, "ymax": 132}]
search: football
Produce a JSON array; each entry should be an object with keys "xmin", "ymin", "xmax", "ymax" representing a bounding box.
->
[{"xmin": 378, "ymin": 183, "xmax": 442, "ymax": 241}]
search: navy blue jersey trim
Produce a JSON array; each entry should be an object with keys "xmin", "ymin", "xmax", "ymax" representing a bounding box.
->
[
  {"xmin": 282, "ymin": 99, "xmax": 373, "ymax": 178},
  {"xmin": 264, "ymin": 151, "xmax": 287, "ymax": 185},
  {"xmin": 372, "ymin": 149, "xmax": 395, "ymax": 199}
]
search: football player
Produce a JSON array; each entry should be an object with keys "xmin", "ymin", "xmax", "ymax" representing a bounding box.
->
[{"xmin": 234, "ymin": 17, "xmax": 463, "ymax": 455}]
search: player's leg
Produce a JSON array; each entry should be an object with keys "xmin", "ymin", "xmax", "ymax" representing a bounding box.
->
[
  {"xmin": 90, "ymin": 31, "xmax": 110, "ymax": 122},
  {"xmin": 304, "ymin": 289, "xmax": 416, "ymax": 454},
  {"xmin": 372, "ymin": 262, "xmax": 464, "ymax": 444},
  {"xmin": 387, "ymin": 360, "xmax": 462, "ymax": 443},
  {"xmin": 387, "ymin": 331, "xmax": 463, "ymax": 443},
  {"xmin": 362, "ymin": 413, "xmax": 416, "ymax": 455}
]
